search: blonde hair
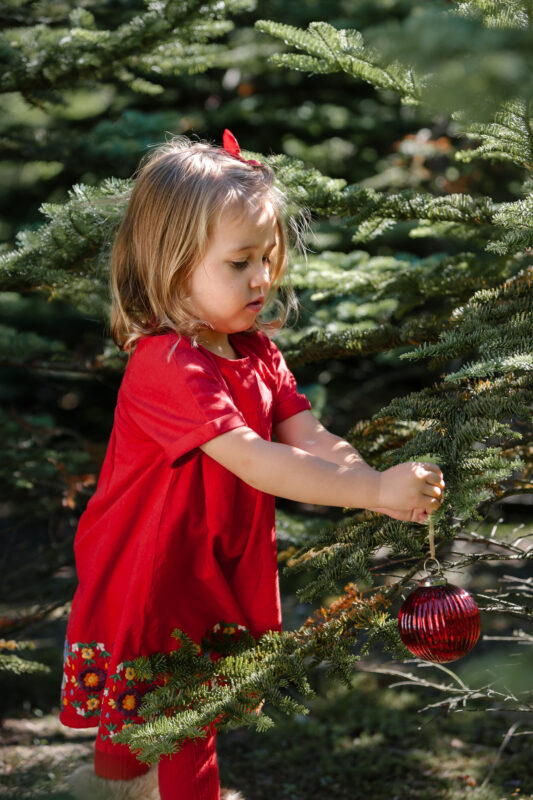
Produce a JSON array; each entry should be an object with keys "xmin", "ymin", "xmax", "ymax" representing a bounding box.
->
[{"xmin": 110, "ymin": 136, "xmax": 297, "ymax": 351}]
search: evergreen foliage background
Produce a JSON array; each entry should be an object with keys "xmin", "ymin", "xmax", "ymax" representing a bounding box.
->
[{"xmin": 1, "ymin": 0, "xmax": 532, "ymax": 795}]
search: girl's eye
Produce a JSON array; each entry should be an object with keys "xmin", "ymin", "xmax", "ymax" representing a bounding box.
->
[{"xmin": 230, "ymin": 256, "xmax": 271, "ymax": 270}]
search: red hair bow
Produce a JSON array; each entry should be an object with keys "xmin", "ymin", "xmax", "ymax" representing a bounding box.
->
[{"xmin": 222, "ymin": 129, "xmax": 263, "ymax": 166}]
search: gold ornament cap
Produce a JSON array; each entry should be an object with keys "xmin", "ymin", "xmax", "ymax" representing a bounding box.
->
[{"xmin": 419, "ymin": 556, "xmax": 447, "ymax": 587}]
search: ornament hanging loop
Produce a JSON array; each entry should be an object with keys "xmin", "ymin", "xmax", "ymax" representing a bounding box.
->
[
  {"xmin": 421, "ymin": 517, "xmax": 446, "ymax": 585},
  {"xmin": 423, "ymin": 556, "xmax": 442, "ymax": 576}
]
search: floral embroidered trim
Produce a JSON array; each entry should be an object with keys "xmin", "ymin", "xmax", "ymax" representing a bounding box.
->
[
  {"xmin": 61, "ymin": 640, "xmax": 111, "ymax": 720},
  {"xmin": 60, "ymin": 639, "xmax": 165, "ymax": 745},
  {"xmin": 61, "ymin": 623, "xmax": 254, "ymax": 744}
]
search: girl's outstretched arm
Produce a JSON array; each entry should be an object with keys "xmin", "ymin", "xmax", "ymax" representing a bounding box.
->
[
  {"xmin": 274, "ymin": 410, "xmax": 371, "ymax": 470},
  {"xmin": 200, "ymin": 418, "xmax": 443, "ymax": 516},
  {"xmin": 274, "ymin": 410, "xmax": 443, "ymax": 523}
]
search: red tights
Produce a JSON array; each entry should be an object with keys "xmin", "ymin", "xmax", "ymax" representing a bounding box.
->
[
  {"xmin": 158, "ymin": 733, "xmax": 220, "ymax": 800},
  {"xmin": 94, "ymin": 733, "xmax": 220, "ymax": 800}
]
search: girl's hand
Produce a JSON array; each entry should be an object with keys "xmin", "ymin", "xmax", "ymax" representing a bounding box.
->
[{"xmin": 377, "ymin": 462, "xmax": 444, "ymax": 517}]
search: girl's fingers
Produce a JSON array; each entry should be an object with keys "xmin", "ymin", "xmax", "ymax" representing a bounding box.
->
[
  {"xmin": 422, "ymin": 484, "xmax": 443, "ymax": 499},
  {"xmin": 422, "ymin": 469, "xmax": 445, "ymax": 499},
  {"xmin": 422, "ymin": 496, "xmax": 441, "ymax": 513},
  {"xmin": 420, "ymin": 463, "xmax": 444, "ymax": 481}
]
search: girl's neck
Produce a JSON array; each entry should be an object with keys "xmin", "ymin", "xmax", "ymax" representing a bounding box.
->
[{"xmin": 198, "ymin": 332, "xmax": 239, "ymax": 360}]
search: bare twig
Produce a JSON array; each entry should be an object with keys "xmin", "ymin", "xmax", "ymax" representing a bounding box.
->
[{"xmin": 481, "ymin": 722, "xmax": 521, "ymax": 788}]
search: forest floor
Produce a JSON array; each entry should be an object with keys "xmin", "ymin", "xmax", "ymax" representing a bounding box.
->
[{"xmin": 2, "ymin": 669, "xmax": 533, "ymax": 800}]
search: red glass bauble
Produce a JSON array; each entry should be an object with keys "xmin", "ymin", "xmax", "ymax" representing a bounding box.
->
[{"xmin": 398, "ymin": 577, "xmax": 480, "ymax": 663}]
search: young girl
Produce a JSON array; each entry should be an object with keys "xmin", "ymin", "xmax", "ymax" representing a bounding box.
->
[{"xmin": 61, "ymin": 131, "xmax": 444, "ymax": 800}]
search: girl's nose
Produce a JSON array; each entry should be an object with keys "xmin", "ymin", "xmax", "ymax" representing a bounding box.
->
[{"xmin": 250, "ymin": 260, "xmax": 270, "ymax": 288}]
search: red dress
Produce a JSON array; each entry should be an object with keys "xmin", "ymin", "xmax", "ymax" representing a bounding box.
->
[{"xmin": 59, "ymin": 331, "xmax": 310, "ymax": 776}]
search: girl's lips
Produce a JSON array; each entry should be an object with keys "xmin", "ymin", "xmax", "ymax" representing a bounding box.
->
[{"xmin": 246, "ymin": 298, "xmax": 265, "ymax": 310}]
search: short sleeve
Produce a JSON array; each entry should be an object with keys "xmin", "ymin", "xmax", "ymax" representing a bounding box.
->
[
  {"xmin": 264, "ymin": 338, "xmax": 312, "ymax": 425},
  {"xmin": 119, "ymin": 336, "xmax": 246, "ymax": 465}
]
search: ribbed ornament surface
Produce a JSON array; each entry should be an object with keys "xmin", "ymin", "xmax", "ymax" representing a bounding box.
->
[{"xmin": 398, "ymin": 583, "xmax": 481, "ymax": 663}]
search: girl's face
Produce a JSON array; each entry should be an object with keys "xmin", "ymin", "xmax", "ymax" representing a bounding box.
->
[{"xmin": 187, "ymin": 200, "xmax": 278, "ymax": 355}]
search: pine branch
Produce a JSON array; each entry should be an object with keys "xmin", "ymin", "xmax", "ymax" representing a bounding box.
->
[
  {"xmin": 363, "ymin": 3, "xmax": 533, "ymax": 119},
  {"xmin": 0, "ymin": 178, "xmax": 129, "ymax": 309},
  {"xmin": 1, "ymin": 0, "xmax": 253, "ymax": 98},
  {"xmin": 455, "ymin": 99, "xmax": 533, "ymax": 167},
  {"xmin": 255, "ymin": 20, "xmax": 421, "ymax": 104},
  {"xmin": 0, "ymin": 653, "xmax": 50, "ymax": 675},
  {"xmin": 455, "ymin": 0, "xmax": 532, "ymax": 31},
  {"xmin": 283, "ymin": 318, "xmax": 439, "ymax": 367},
  {"xmin": 344, "ymin": 187, "xmax": 497, "ymax": 243},
  {"xmin": 488, "ymin": 193, "xmax": 533, "ymax": 254},
  {"xmin": 0, "ymin": 323, "xmax": 66, "ymax": 362},
  {"xmin": 401, "ymin": 266, "xmax": 533, "ymax": 365},
  {"xmin": 0, "ymin": 639, "xmax": 50, "ymax": 675},
  {"xmin": 281, "ymin": 248, "xmax": 524, "ymax": 365}
]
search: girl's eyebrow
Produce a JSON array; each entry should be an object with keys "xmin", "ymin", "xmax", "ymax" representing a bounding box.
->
[{"xmin": 232, "ymin": 241, "xmax": 277, "ymax": 253}]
